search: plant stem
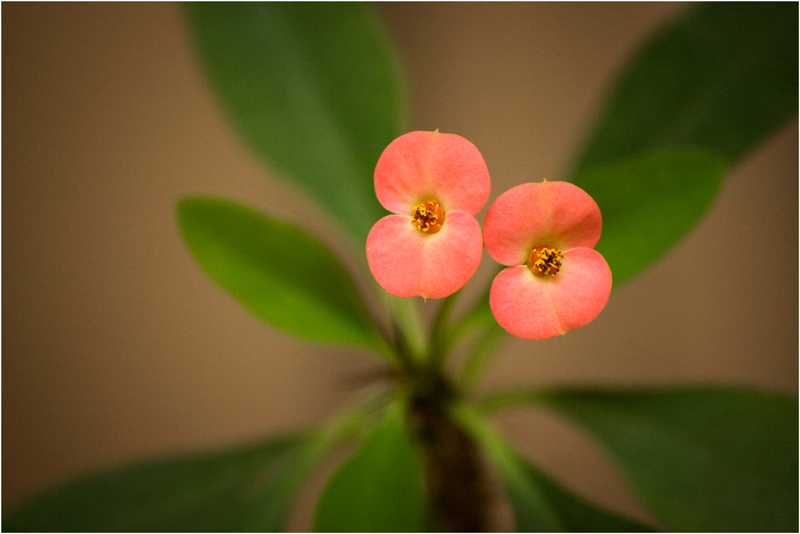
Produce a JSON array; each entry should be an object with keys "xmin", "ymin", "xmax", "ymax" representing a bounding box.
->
[
  {"xmin": 385, "ymin": 294, "xmax": 427, "ymax": 362},
  {"xmin": 427, "ymin": 290, "xmax": 459, "ymax": 369},
  {"xmin": 407, "ymin": 369, "xmax": 489, "ymax": 531}
]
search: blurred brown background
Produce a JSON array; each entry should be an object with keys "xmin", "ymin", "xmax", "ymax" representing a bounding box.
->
[{"xmin": 3, "ymin": 3, "xmax": 797, "ymax": 529}]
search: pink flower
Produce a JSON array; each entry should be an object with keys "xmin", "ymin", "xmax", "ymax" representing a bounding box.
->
[
  {"xmin": 483, "ymin": 181, "xmax": 612, "ymax": 340},
  {"xmin": 366, "ymin": 131, "xmax": 490, "ymax": 299}
]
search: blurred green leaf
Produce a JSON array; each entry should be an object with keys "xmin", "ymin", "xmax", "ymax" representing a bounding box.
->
[
  {"xmin": 468, "ymin": 2, "xmax": 797, "ymax": 329},
  {"xmin": 185, "ymin": 3, "xmax": 406, "ymax": 244},
  {"xmin": 313, "ymin": 403, "xmax": 427, "ymax": 532},
  {"xmin": 3, "ymin": 434, "xmax": 315, "ymax": 532},
  {"xmin": 534, "ymin": 387, "xmax": 799, "ymax": 532},
  {"xmin": 503, "ymin": 458, "xmax": 655, "ymax": 533},
  {"xmin": 574, "ymin": 149, "xmax": 726, "ymax": 286},
  {"xmin": 458, "ymin": 406, "xmax": 654, "ymax": 532},
  {"xmin": 177, "ymin": 197, "xmax": 386, "ymax": 351},
  {"xmin": 573, "ymin": 2, "xmax": 798, "ymax": 175}
]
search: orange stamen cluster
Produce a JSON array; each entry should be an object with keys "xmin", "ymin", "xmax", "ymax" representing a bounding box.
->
[
  {"xmin": 411, "ymin": 201, "xmax": 445, "ymax": 234},
  {"xmin": 528, "ymin": 245, "xmax": 563, "ymax": 277}
]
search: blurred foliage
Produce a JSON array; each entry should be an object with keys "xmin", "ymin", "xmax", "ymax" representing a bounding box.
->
[
  {"xmin": 573, "ymin": 2, "xmax": 798, "ymax": 174},
  {"xmin": 574, "ymin": 149, "xmax": 726, "ymax": 286},
  {"xmin": 3, "ymin": 435, "xmax": 315, "ymax": 532},
  {"xmin": 537, "ymin": 387, "xmax": 799, "ymax": 532},
  {"xmin": 185, "ymin": 3, "xmax": 406, "ymax": 245},
  {"xmin": 460, "ymin": 407, "xmax": 654, "ymax": 532},
  {"xmin": 177, "ymin": 197, "xmax": 386, "ymax": 352},
  {"xmin": 313, "ymin": 404, "xmax": 427, "ymax": 532}
]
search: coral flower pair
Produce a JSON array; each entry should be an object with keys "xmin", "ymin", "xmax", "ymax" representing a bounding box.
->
[{"xmin": 366, "ymin": 131, "xmax": 612, "ymax": 340}]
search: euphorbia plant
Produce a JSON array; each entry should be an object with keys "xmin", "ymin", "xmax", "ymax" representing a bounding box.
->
[{"xmin": 4, "ymin": 3, "xmax": 797, "ymax": 532}]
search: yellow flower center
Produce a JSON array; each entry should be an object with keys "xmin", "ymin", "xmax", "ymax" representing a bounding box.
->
[
  {"xmin": 527, "ymin": 245, "xmax": 563, "ymax": 277},
  {"xmin": 411, "ymin": 201, "xmax": 445, "ymax": 234}
]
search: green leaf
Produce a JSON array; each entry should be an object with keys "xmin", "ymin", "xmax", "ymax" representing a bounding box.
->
[
  {"xmin": 313, "ymin": 403, "xmax": 427, "ymax": 532},
  {"xmin": 535, "ymin": 387, "xmax": 799, "ymax": 532},
  {"xmin": 3, "ymin": 434, "xmax": 316, "ymax": 532},
  {"xmin": 504, "ymin": 459, "xmax": 655, "ymax": 533},
  {"xmin": 185, "ymin": 3, "xmax": 406, "ymax": 244},
  {"xmin": 573, "ymin": 2, "xmax": 798, "ymax": 175},
  {"xmin": 574, "ymin": 149, "xmax": 726, "ymax": 286},
  {"xmin": 177, "ymin": 197, "xmax": 386, "ymax": 352},
  {"xmin": 457, "ymin": 406, "xmax": 654, "ymax": 532}
]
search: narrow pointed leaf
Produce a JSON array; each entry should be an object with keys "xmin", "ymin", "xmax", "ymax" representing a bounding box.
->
[
  {"xmin": 313, "ymin": 404, "xmax": 426, "ymax": 532},
  {"xmin": 3, "ymin": 434, "xmax": 316, "ymax": 532},
  {"xmin": 458, "ymin": 407, "xmax": 653, "ymax": 532},
  {"xmin": 177, "ymin": 197, "xmax": 385, "ymax": 351},
  {"xmin": 535, "ymin": 387, "xmax": 799, "ymax": 532},
  {"xmin": 185, "ymin": 3, "xmax": 406, "ymax": 244},
  {"xmin": 574, "ymin": 2, "xmax": 798, "ymax": 175},
  {"xmin": 574, "ymin": 149, "xmax": 726, "ymax": 286}
]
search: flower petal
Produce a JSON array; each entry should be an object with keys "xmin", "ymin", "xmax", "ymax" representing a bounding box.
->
[
  {"xmin": 366, "ymin": 211, "xmax": 483, "ymax": 299},
  {"xmin": 374, "ymin": 131, "xmax": 490, "ymax": 215},
  {"xmin": 490, "ymin": 266, "xmax": 562, "ymax": 340},
  {"xmin": 483, "ymin": 181, "xmax": 603, "ymax": 266},
  {"xmin": 489, "ymin": 248, "xmax": 611, "ymax": 339}
]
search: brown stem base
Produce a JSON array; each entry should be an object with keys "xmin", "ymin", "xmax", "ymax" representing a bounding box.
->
[{"xmin": 409, "ymin": 375, "xmax": 489, "ymax": 532}]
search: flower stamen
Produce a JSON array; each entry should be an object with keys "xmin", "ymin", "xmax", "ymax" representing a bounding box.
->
[
  {"xmin": 527, "ymin": 245, "xmax": 563, "ymax": 277},
  {"xmin": 411, "ymin": 201, "xmax": 445, "ymax": 233}
]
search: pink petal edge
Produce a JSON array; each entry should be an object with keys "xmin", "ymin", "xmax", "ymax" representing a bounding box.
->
[
  {"xmin": 483, "ymin": 181, "xmax": 603, "ymax": 266},
  {"xmin": 489, "ymin": 248, "xmax": 611, "ymax": 340},
  {"xmin": 374, "ymin": 131, "xmax": 490, "ymax": 216},
  {"xmin": 366, "ymin": 211, "xmax": 483, "ymax": 299}
]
